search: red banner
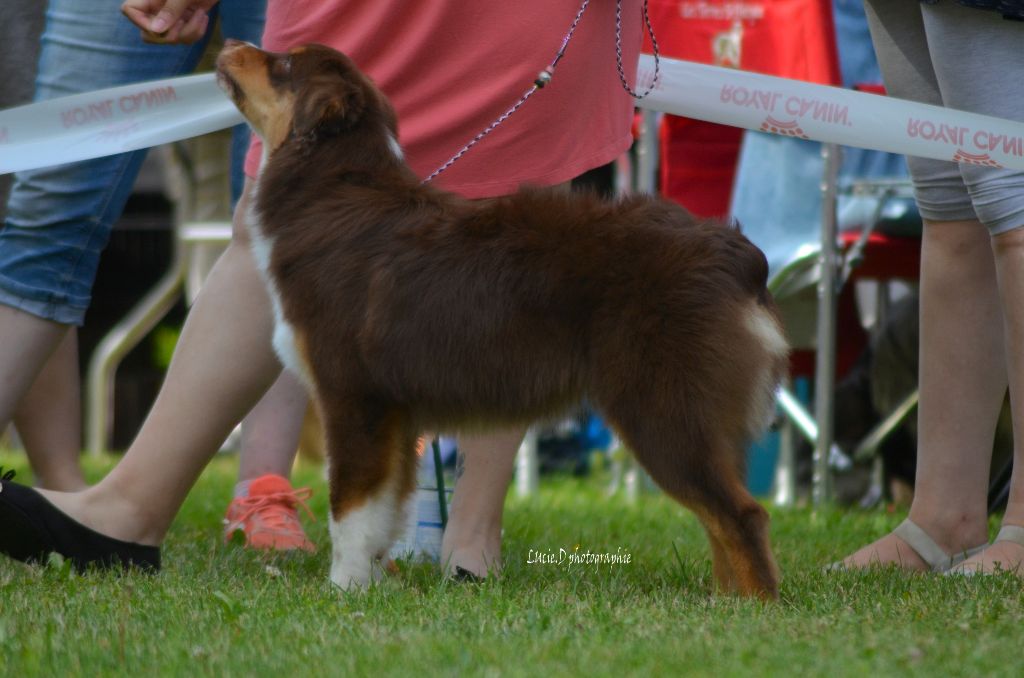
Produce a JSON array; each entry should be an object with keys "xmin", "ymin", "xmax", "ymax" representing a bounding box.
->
[
  {"xmin": 644, "ymin": 0, "xmax": 839, "ymax": 83},
  {"xmin": 644, "ymin": 0, "xmax": 840, "ymax": 216}
]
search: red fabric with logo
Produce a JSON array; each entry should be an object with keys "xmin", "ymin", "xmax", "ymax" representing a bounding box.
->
[{"xmin": 645, "ymin": 0, "xmax": 840, "ymax": 216}]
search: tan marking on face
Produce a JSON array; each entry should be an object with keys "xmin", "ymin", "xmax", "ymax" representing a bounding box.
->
[{"xmin": 217, "ymin": 44, "xmax": 295, "ymax": 154}]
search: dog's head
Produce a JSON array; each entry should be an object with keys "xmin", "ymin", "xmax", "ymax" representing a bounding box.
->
[{"xmin": 216, "ymin": 41, "xmax": 395, "ymax": 156}]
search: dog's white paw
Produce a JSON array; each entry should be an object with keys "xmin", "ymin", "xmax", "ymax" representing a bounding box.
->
[
  {"xmin": 330, "ymin": 562, "xmax": 371, "ymax": 590},
  {"xmin": 329, "ymin": 557, "xmax": 387, "ymax": 590},
  {"xmin": 330, "ymin": 573, "xmax": 369, "ymax": 591}
]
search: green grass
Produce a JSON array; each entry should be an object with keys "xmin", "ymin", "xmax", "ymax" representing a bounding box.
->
[{"xmin": 1, "ymin": 453, "xmax": 1021, "ymax": 677}]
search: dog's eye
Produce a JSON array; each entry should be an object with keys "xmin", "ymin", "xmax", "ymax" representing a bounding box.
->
[{"xmin": 271, "ymin": 56, "xmax": 292, "ymax": 78}]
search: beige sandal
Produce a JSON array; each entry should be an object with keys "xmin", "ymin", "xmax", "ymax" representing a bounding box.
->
[
  {"xmin": 945, "ymin": 524, "xmax": 1024, "ymax": 576},
  {"xmin": 891, "ymin": 519, "xmax": 988, "ymax": 573},
  {"xmin": 828, "ymin": 518, "xmax": 987, "ymax": 573}
]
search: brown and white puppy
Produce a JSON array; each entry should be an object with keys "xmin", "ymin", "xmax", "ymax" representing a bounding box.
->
[{"xmin": 216, "ymin": 41, "xmax": 788, "ymax": 599}]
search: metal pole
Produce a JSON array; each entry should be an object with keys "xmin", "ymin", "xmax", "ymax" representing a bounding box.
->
[
  {"xmin": 85, "ymin": 246, "xmax": 185, "ymax": 456},
  {"xmin": 635, "ymin": 109, "xmax": 660, "ymax": 195},
  {"xmin": 812, "ymin": 143, "xmax": 842, "ymax": 506},
  {"xmin": 773, "ymin": 414, "xmax": 796, "ymax": 507},
  {"xmin": 515, "ymin": 428, "xmax": 539, "ymax": 497}
]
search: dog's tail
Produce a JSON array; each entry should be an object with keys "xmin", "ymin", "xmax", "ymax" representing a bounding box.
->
[
  {"xmin": 726, "ymin": 220, "xmax": 773, "ymax": 307},
  {"xmin": 728, "ymin": 222, "xmax": 787, "ymax": 438},
  {"xmin": 743, "ymin": 299, "xmax": 789, "ymax": 439}
]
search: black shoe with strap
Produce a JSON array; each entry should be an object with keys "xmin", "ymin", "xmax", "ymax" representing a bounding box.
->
[{"xmin": 0, "ymin": 468, "xmax": 160, "ymax": 572}]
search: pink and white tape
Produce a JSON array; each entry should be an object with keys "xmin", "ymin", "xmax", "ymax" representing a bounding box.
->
[
  {"xmin": 635, "ymin": 54, "xmax": 1024, "ymax": 171},
  {"xmin": 0, "ymin": 74, "xmax": 242, "ymax": 174},
  {"xmin": 2, "ymin": 55, "xmax": 1024, "ymax": 174}
]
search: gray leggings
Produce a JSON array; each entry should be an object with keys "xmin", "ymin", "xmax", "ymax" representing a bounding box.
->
[{"xmin": 864, "ymin": 0, "xmax": 1024, "ymax": 234}]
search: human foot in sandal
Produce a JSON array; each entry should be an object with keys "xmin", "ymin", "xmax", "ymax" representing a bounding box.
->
[
  {"xmin": 830, "ymin": 518, "xmax": 987, "ymax": 573},
  {"xmin": 947, "ymin": 525, "xmax": 1024, "ymax": 576}
]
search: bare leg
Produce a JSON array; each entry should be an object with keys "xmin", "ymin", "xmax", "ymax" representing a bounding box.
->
[
  {"xmin": 956, "ymin": 225, "xmax": 1024, "ymax": 573},
  {"xmin": 14, "ymin": 329, "xmax": 86, "ymax": 491},
  {"xmin": 36, "ymin": 179, "xmax": 281, "ymax": 545},
  {"xmin": 440, "ymin": 427, "xmax": 523, "ymax": 578},
  {"xmin": 436, "ymin": 182, "xmax": 575, "ymax": 578},
  {"xmin": 237, "ymin": 370, "xmax": 308, "ymax": 482},
  {"xmin": 0, "ymin": 305, "xmax": 67, "ymax": 432},
  {"xmin": 841, "ymin": 219, "xmax": 1000, "ymax": 569}
]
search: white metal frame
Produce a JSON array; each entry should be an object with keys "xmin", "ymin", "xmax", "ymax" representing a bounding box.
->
[{"xmin": 85, "ymin": 145, "xmax": 231, "ymax": 456}]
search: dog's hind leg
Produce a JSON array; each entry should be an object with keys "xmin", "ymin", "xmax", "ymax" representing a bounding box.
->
[
  {"xmin": 316, "ymin": 393, "xmax": 418, "ymax": 590},
  {"xmin": 688, "ymin": 475, "xmax": 779, "ymax": 600},
  {"xmin": 700, "ymin": 521, "xmax": 739, "ymax": 594},
  {"xmin": 600, "ymin": 403, "xmax": 780, "ymax": 599}
]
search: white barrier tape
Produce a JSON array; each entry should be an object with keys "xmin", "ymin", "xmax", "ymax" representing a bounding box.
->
[
  {"xmin": 636, "ymin": 54, "xmax": 1024, "ymax": 171},
  {"xmin": 0, "ymin": 73, "xmax": 241, "ymax": 174},
  {"xmin": 2, "ymin": 56, "xmax": 1024, "ymax": 174}
]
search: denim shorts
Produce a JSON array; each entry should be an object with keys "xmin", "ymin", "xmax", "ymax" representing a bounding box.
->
[{"xmin": 0, "ymin": 0, "xmax": 265, "ymax": 325}]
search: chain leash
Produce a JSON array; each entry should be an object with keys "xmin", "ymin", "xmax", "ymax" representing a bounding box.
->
[{"xmin": 423, "ymin": 0, "xmax": 659, "ymax": 184}]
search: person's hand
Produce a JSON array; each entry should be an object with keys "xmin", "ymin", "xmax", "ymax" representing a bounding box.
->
[{"xmin": 121, "ymin": 0, "xmax": 219, "ymax": 44}]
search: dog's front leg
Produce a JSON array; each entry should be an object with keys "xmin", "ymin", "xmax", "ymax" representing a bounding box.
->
[
  {"xmin": 328, "ymin": 485, "xmax": 402, "ymax": 589},
  {"xmin": 319, "ymin": 397, "xmax": 419, "ymax": 590}
]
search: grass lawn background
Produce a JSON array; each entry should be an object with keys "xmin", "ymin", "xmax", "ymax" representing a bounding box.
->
[{"xmin": 1, "ymin": 452, "xmax": 1022, "ymax": 677}]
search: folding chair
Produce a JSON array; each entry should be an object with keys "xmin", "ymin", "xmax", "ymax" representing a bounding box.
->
[{"xmin": 768, "ymin": 176, "xmax": 922, "ymax": 506}]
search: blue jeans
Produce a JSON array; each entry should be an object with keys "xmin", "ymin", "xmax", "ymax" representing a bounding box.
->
[{"xmin": 0, "ymin": 0, "xmax": 265, "ymax": 325}]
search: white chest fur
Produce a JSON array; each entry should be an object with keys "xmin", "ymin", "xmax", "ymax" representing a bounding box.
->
[{"xmin": 246, "ymin": 186, "xmax": 314, "ymax": 388}]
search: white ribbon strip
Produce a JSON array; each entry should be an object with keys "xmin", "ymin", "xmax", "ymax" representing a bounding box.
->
[
  {"xmin": 2, "ymin": 55, "xmax": 1024, "ymax": 174},
  {"xmin": 0, "ymin": 73, "xmax": 241, "ymax": 174},
  {"xmin": 636, "ymin": 54, "xmax": 1024, "ymax": 171}
]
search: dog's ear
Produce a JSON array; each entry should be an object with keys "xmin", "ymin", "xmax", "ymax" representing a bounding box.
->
[{"xmin": 293, "ymin": 77, "xmax": 366, "ymax": 138}]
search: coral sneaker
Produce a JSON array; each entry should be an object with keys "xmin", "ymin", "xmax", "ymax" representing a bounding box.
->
[{"xmin": 223, "ymin": 474, "xmax": 316, "ymax": 552}]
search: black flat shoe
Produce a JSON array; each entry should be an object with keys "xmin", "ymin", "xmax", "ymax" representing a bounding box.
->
[
  {"xmin": 0, "ymin": 468, "xmax": 160, "ymax": 572},
  {"xmin": 452, "ymin": 566, "xmax": 485, "ymax": 583}
]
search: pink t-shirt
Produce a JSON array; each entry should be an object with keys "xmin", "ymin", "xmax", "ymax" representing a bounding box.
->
[{"xmin": 244, "ymin": 0, "xmax": 641, "ymax": 198}]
